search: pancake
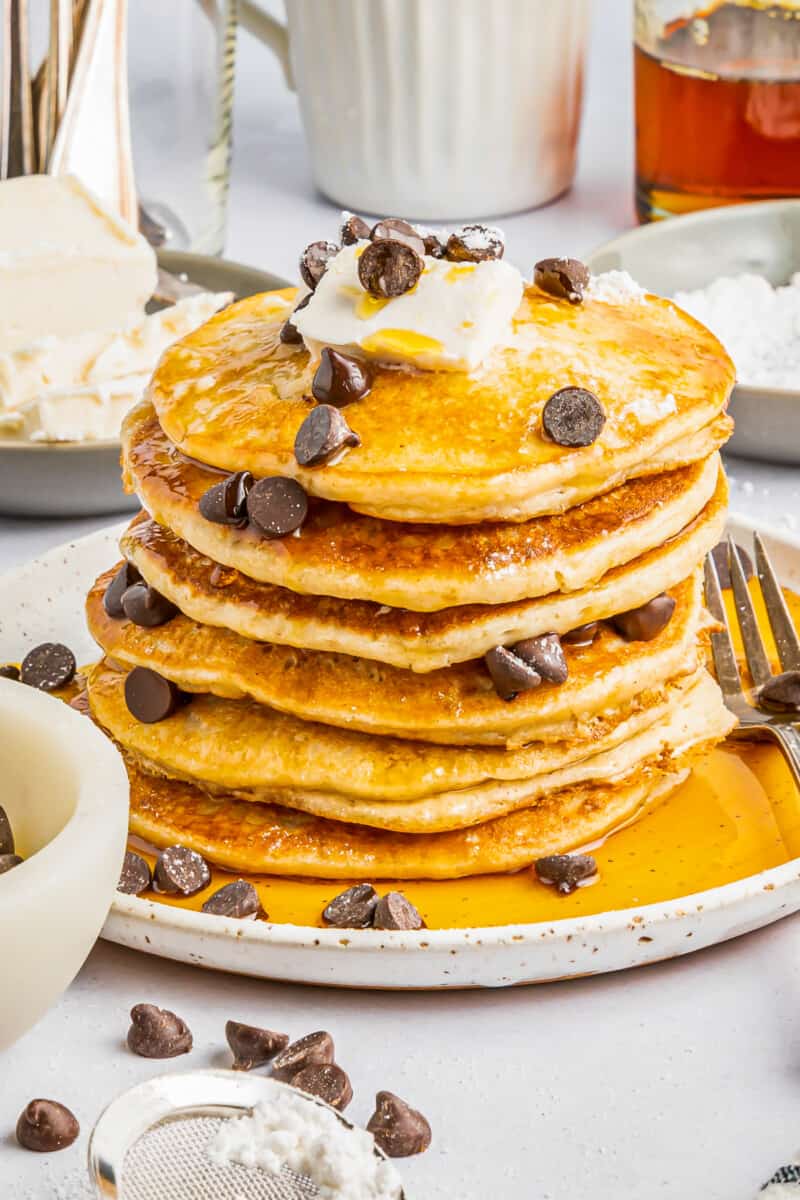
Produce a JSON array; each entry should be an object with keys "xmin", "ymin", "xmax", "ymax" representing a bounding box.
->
[
  {"xmin": 122, "ymin": 400, "xmax": 722, "ymax": 611},
  {"xmin": 87, "ymin": 566, "xmax": 705, "ymax": 746},
  {"xmin": 147, "ymin": 286, "xmax": 734, "ymax": 523},
  {"xmin": 120, "ymin": 472, "xmax": 726, "ymax": 672}
]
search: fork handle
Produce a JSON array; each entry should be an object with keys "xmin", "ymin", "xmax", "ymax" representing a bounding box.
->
[{"xmin": 764, "ymin": 724, "xmax": 800, "ymax": 794}]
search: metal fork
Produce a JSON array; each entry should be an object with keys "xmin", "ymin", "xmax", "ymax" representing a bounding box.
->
[{"xmin": 704, "ymin": 533, "xmax": 800, "ymax": 789}]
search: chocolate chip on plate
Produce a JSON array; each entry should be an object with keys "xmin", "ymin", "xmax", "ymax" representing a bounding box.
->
[
  {"xmin": 124, "ymin": 666, "xmax": 184, "ymax": 724},
  {"xmin": 446, "ymin": 224, "xmax": 504, "ymax": 263},
  {"xmin": 199, "ymin": 471, "xmax": 254, "ymax": 525},
  {"xmin": 299, "ymin": 240, "xmax": 338, "ymax": 290},
  {"xmin": 291, "ymin": 1062, "xmax": 353, "ymax": 1112},
  {"xmin": 0, "ymin": 804, "xmax": 14, "ymax": 855},
  {"xmin": 16, "ymin": 1099, "xmax": 79, "ymax": 1153},
  {"xmin": 103, "ymin": 561, "xmax": 142, "ymax": 618},
  {"xmin": 340, "ymin": 212, "xmax": 372, "ymax": 245},
  {"xmin": 312, "ymin": 347, "xmax": 373, "ymax": 408},
  {"xmin": 535, "ymin": 853, "xmax": 598, "ymax": 895},
  {"xmin": 117, "ymin": 850, "xmax": 152, "ymax": 896},
  {"xmin": 367, "ymin": 1091, "xmax": 432, "ymax": 1158},
  {"xmin": 202, "ymin": 879, "xmax": 263, "ymax": 919},
  {"xmin": 226, "ymin": 1020, "xmax": 289, "ymax": 1071},
  {"xmin": 370, "ymin": 217, "xmax": 426, "ymax": 256},
  {"xmin": 512, "ymin": 633, "xmax": 568, "ymax": 685},
  {"xmin": 373, "ymin": 892, "xmax": 425, "ymax": 931},
  {"xmin": 246, "ymin": 477, "xmax": 309, "ymax": 539},
  {"xmin": 294, "ymin": 405, "xmax": 360, "ymax": 468},
  {"xmin": 0, "ymin": 854, "xmax": 23, "ymax": 874},
  {"xmin": 562, "ymin": 621, "xmax": 600, "ymax": 647},
  {"xmin": 280, "ymin": 293, "xmax": 311, "ymax": 346},
  {"xmin": 533, "ymin": 256, "xmax": 590, "ymax": 304},
  {"xmin": 127, "ymin": 1003, "xmax": 193, "ymax": 1059},
  {"xmin": 484, "ymin": 645, "xmax": 541, "ymax": 702},
  {"xmin": 322, "ymin": 883, "xmax": 379, "ymax": 929},
  {"xmin": 711, "ymin": 540, "xmax": 754, "ymax": 590},
  {"xmin": 612, "ymin": 593, "xmax": 676, "ymax": 642},
  {"xmin": 153, "ymin": 844, "xmax": 211, "ymax": 897},
  {"xmin": 20, "ymin": 643, "xmax": 76, "ymax": 691},
  {"xmin": 759, "ymin": 670, "xmax": 800, "ymax": 711},
  {"xmin": 358, "ymin": 240, "xmax": 423, "ymax": 299},
  {"xmin": 272, "ymin": 1031, "xmax": 335, "ymax": 1082},
  {"xmin": 121, "ymin": 582, "xmax": 178, "ymax": 628},
  {"xmin": 542, "ymin": 387, "xmax": 606, "ymax": 448},
  {"xmin": 0, "ymin": 663, "xmax": 20, "ymax": 680}
]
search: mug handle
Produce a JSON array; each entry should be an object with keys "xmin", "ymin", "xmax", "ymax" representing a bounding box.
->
[{"xmin": 238, "ymin": 0, "xmax": 294, "ymax": 88}]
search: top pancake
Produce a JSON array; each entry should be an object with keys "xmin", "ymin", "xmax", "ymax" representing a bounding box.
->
[{"xmin": 148, "ymin": 286, "xmax": 734, "ymax": 524}]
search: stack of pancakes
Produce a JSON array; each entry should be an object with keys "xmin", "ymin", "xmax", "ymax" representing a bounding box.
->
[{"xmin": 85, "ymin": 273, "xmax": 737, "ymax": 882}]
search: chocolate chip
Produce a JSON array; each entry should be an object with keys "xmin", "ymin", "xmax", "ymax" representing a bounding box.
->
[
  {"xmin": 322, "ymin": 883, "xmax": 379, "ymax": 929},
  {"xmin": 16, "ymin": 1099, "xmax": 79, "ymax": 1152},
  {"xmin": 612, "ymin": 594, "xmax": 676, "ymax": 642},
  {"xmin": 420, "ymin": 229, "xmax": 445, "ymax": 258},
  {"xmin": 280, "ymin": 293, "xmax": 311, "ymax": 345},
  {"xmin": 202, "ymin": 879, "xmax": 263, "ymax": 919},
  {"xmin": 358, "ymin": 240, "xmax": 423, "ymax": 299},
  {"xmin": 121, "ymin": 582, "xmax": 178, "ymax": 628},
  {"xmin": 20, "ymin": 643, "xmax": 76, "ymax": 691},
  {"xmin": 370, "ymin": 217, "xmax": 426, "ymax": 256},
  {"xmin": 512, "ymin": 633, "xmax": 568, "ymax": 684},
  {"xmin": 127, "ymin": 1003, "xmax": 193, "ymax": 1059},
  {"xmin": 312, "ymin": 347, "xmax": 373, "ymax": 408},
  {"xmin": 246, "ymin": 477, "xmax": 309, "ymax": 539},
  {"xmin": 533, "ymin": 257, "xmax": 590, "ymax": 304},
  {"xmin": 199, "ymin": 471, "xmax": 254, "ymax": 525},
  {"xmin": 226, "ymin": 1020, "xmax": 289, "ymax": 1071},
  {"xmin": 534, "ymin": 853, "xmax": 598, "ymax": 895},
  {"xmin": 153, "ymin": 844, "xmax": 211, "ymax": 896},
  {"xmin": 0, "ymin": 804, "xmax": 14, "ymax": 855},
  {"xmin": 484, "ymin": 646, "xmax": 541, "ymax": 702},
  {"xmin": 291, "ymin": 1063, "xmax": 353, "ymax": 1112},
  {"xmin": 299, "ymin": 240, "xmax": 338, "ymax": 290},
  {"xmin": 561, "ymin": 622, "xmax": 600, "ymax": 647},
  {"xmin": 0, "ymin": 663, "xmax": 19, "ymax": 680},
  {"xmin": 446, "ymin": 224, "xmax": 504, "ymax": 263},
  {"xmin": 759, "ymin": 670, "xmax": 800, "ymax": 711},
  {"xmin": 103, "ymin": 561, "xmax": 142, "ymax": 618},
  {"xmin": 272, "ymin": 1031, "xmax": 335, "ymax": 1082},
  {"xmin": 294, "ymin": 405, "xmax": 360, "ymax": 468},
  {"xmin": 542, "ymin": 387, "xmax": 606, "ymax": 448},
  {"xmin": 124, "ymin": 666, "xmax": 184, "ymax": 724},
  {"xmin": 373, "ymin": 892, "xmax": 425, "ymax": 931},
  {"xmin": 340, "ymin": 212, "xmax": 372, "ymax": 245},
  {"xmin": 367, "ymin": 1091, "xmax": 432, "ymax": 1158},
  {"xmin": 711, "ymin": 540, "xmax": 754, "ymax": 589},
  {"xmin": 117, "ymin": 850, "xmax": 152, "ymax": 896},
  {"xmin": 0, "ymin": 853, "xmax": 23, "ymax": 874}
]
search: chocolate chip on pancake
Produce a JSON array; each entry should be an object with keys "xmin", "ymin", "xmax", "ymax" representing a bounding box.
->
[
  {"xmin": 153, "ymin": 844, "xmax": 210, "ymax": 896},
  {"xmin": 0, "ymin": 663, "xmax": 20, "ymax": 680},
  {"xmin": 367, "ymin": 1091, "xmax": 432, "ymax": 1158},
  {"xmin": 340, "ymin": 212, "xmax": 372, "ymax": 245},
  {"xmin": 373, "ymin": 892, "xmax": 425, "ymax": 931},
  {"xmin": 124, "ymin": 666, "xmax": 184, "ymax": 724},
  {"xmin": 358, "ymin": 240, "xmax": 423, "ymax": 299},
  {"xmin": 322, "ymin": 883, "xmax": 379, "ymax": 929},
  {"xmin": 612, "ymin": 593, "xmax": 676, "ymax": 642},
  {"xmin": 534, "ymin": 852, "xmax": 597, "ymax": 895},
  {"xmin": 121, "ymin": 582, "xmax": 178, "ymax": 628},
  {"xmin": 246, "ymin": 476, "xmax": 309, "ymax": 538},
  {"xmin": 127, "ymin": 1003, "xmax": 193, "ymax": 1058},
  {"xmin": 533, "ymin": 256, "xmax": 590, "ymax": 304},
  {"xmin": 759, "ymin": 670, "xmax": 800, "ymax": 711},
  {"xmin": 299, "ymin": 240, "xmax": 338, "ymax": 290},
  {"xmin": 294, "ymin": 405, "xmax": 360, "ymax": 468},
  {"xmin": 69, "ymin": 690, "xmax": 91, "ymax": 717},
  {"xmin": 485, "ymin": 645, "xmax": 542, "ymax": 701},
  {"xmin": 16, "ymin": 1099, "xmax": 79, "ymax": 1153},
  {"xmin": 0, "ymin": 804, "xmax": 14, "ymax": 855},
  {"xmin": 420, "ymin": 229, "xmax": 445, "ymax": 258},
  {"xmin": 20, "ymin": 643, "xmax": 76, "ymax": 691},
  {"xmin": 512, "ymin": 633, "xmax": 568, "ymax": 684},
  {"xmin": 0, "ymin": 854, "xmax": 23, "ymax": 874},
  {"xmin": 291, "ymin": 1062, "xmax": 353, "ymax": 1112},
  {"xmin": 103, "ymin": 561, "xmax": 142, "ymax": 618},
  {"xmin": 542, "ymin": 387, "xmax": 606, "ymax": 448},
  {"xmin": 279, "ymin": 293, "xmax": 311, "ymax": 345},
  {"xmin": 117, "ymin": 850, "xmax": 152, "ymax": 895},
  {"xmin": 199, "ymin": 470, "xmax": 254, "ymax": 526},
  {"xmin": 711, "ymin": 540, "xmax": 754, "ymax": 589},
  {"xmin": 201, "ymin": 879, "xmax": 263, "ymax": 919},
  {"xmin": 272, "ymin": 1031, "xmax": 335, "ymax": 1082},
  {"xmin": 312, "ymin": 347, "xmax": 373, "ymax": 407},
  {"xmin": 370, "ymin": 217, "xmax": 426, "ymax": 256},
  {"xmin": 226, "ymin": 1020, "xmax": 289, "ymax": 1071},
  {"xmin": 562, "ymin": 622, "xmax": 600, "ymax": 647},
  {"xmin": 446, "ymin": 223, "xmax": 504, "ymax": 262}
]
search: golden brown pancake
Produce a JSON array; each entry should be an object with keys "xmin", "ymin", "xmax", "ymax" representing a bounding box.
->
[
  {"xmin": 122, "ymin": 400, "xmax": 721, "ymax": 610},
  {"xmin": 147, "ymin": 286, "xmax": 734, "ymax": 523}
]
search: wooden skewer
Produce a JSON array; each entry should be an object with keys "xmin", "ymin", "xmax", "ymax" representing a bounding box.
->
[
  {"xmin": 1, "ymin": 0, "xmax": 34, "ymax": 178},
  {"xmin": 41, "ymin": 0, "xmax": 72, "ymax": 168}
]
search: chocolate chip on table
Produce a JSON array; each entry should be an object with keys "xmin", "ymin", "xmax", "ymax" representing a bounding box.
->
[
  {"xmin": 124, "ymin": 666, "xmax": 184, "ymax": 724},
  {"xmin": 561, "ymin": 622, "xmax": 600, "ymax": 647},
  {"xmin": 711, "ymin": 539, "xmax": 754, "ymax": 589},
  {"xmin": 370, "ymin": 217, "xmax": 426, "ymax": 257},
  {"xmin": 533, "ymin": 256, "xmax": 590, "ymax": 304},
  {"xmin": 117, "ymin": 850, "xmax": 152, "ymax": 896},
  {"xmin": 759, "ymin": 670, "xmax": 800, "ymax": 711},
  {"xmin": 280, "ymin": 293, "xmax": 311, "ymax": 345},
  {"xmin": 226, "ymin": 1020, "xmax": 289, "ymax": 1071},
  {"xmin": 367, "ymin": 1091, "xmax": 432, "ymax": 1158},
  {"xmin": 291, "ymin": 1062, "xmax": 353, "ymax": 1112},
  {"xmin": 271, "ymin": 1031, "xmax": 335, "ymax": 1082},
  {"xmin": 340, "ymin": 212, "xmax": 372, "ymax": 245},
  {"xmin": 294, "ymin": 405, "xmax": 360, "ymax": 468},
  {"xmin": 358, "ymin": 240, "xmax": 423, "ymax": 299},
  {"xmin": 373, "ymin": 892, "xmax": 425, "ymax": 931},
  {"xmin": 322, "ymin": 883, "xmax": 379, "ymax": 929},
  {"xmin": 534, "ymin": 853, "xmax": 598, "ymax": 895},
  {"xmin": 0, "ymin": 804, "xmax": 14, "ymax": 855},
  {"xmin": 312, "ymin": 347, "xmax": 373, "ymax": 408},
  {"xmin": 512, "ymin": 633, "xmax": 568, "ymax": 685},
  {"xmin": 103, "ymin": 560, "xmax": 142, "ymax": 618},
  {"xmin": 121, "ymin": 582, "xmax": 178, "ymax": 628},
  {"xmin": 0, "ymin": 854, "xmax": 23, "ymax": 874},
  {"xmin": 0, "ymin": 663, "xmax": 20, "ymax": 680},
  {"xmin": 199, "ymin": 470, "xmax": 254, "ymax": 525},
  {"xmin": 153, "ymin": 844, "xmax": 211, "ymax": 897},
  {"xmin": 299, "ymin": 240, "xmax": 338, "ymax": 290},
  {"xmin": 127, "ymin": 1003, "xmax": 193, "ymax": 1059},
  {"xmin": 542, "ymin": 387, "xmax": 606, "ymax": 448},
  {"xmin": 202, "ymin": 879, "xmax": 263, "ymax": 919},
  {"xmin": 20, "ymin": 643, "xmax": 76, "ymax": 691},
  {"xmin": 246, "ymin": 477, "xmax": 309, "ymax": 539},
  {"xmin": 612, "ymin": 593, "xmax": 676, "ymax": 642},
  {"xmin": 16, "ymin": 1099, "xmax": 79, "ymax": 1152},
  {"xmin": 445, "ymin": 224, "xmax": 505, "ymax": 263},
  {"xmin": 484, "ymin": 645, "xmax": 542, "ymax": 702}
]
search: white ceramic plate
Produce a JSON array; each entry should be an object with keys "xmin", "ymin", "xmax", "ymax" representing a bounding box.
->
[{"xmin": 1, "ymin": 518, "xmax": 799, "ymax": 990}]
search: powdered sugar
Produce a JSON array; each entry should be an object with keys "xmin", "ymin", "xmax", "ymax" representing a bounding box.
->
[{"xmin": 586, "ymin": 270, "xmax": 647, "ymax": 305}]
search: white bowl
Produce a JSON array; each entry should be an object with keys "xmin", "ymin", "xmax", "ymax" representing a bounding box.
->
[{"xmin": 0, "ymin": 677, "xmax": 129, "ymax": 1049}]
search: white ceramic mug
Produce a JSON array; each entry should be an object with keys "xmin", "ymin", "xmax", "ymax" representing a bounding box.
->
[{"xmin": 240, "ymin": 0, "xmax": 590, "ymax": 220}]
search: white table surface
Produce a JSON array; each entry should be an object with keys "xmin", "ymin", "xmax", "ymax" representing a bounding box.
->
[{"xmin": 3, "ymin": 6, "xmax": 800, "ymax": 1198}]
